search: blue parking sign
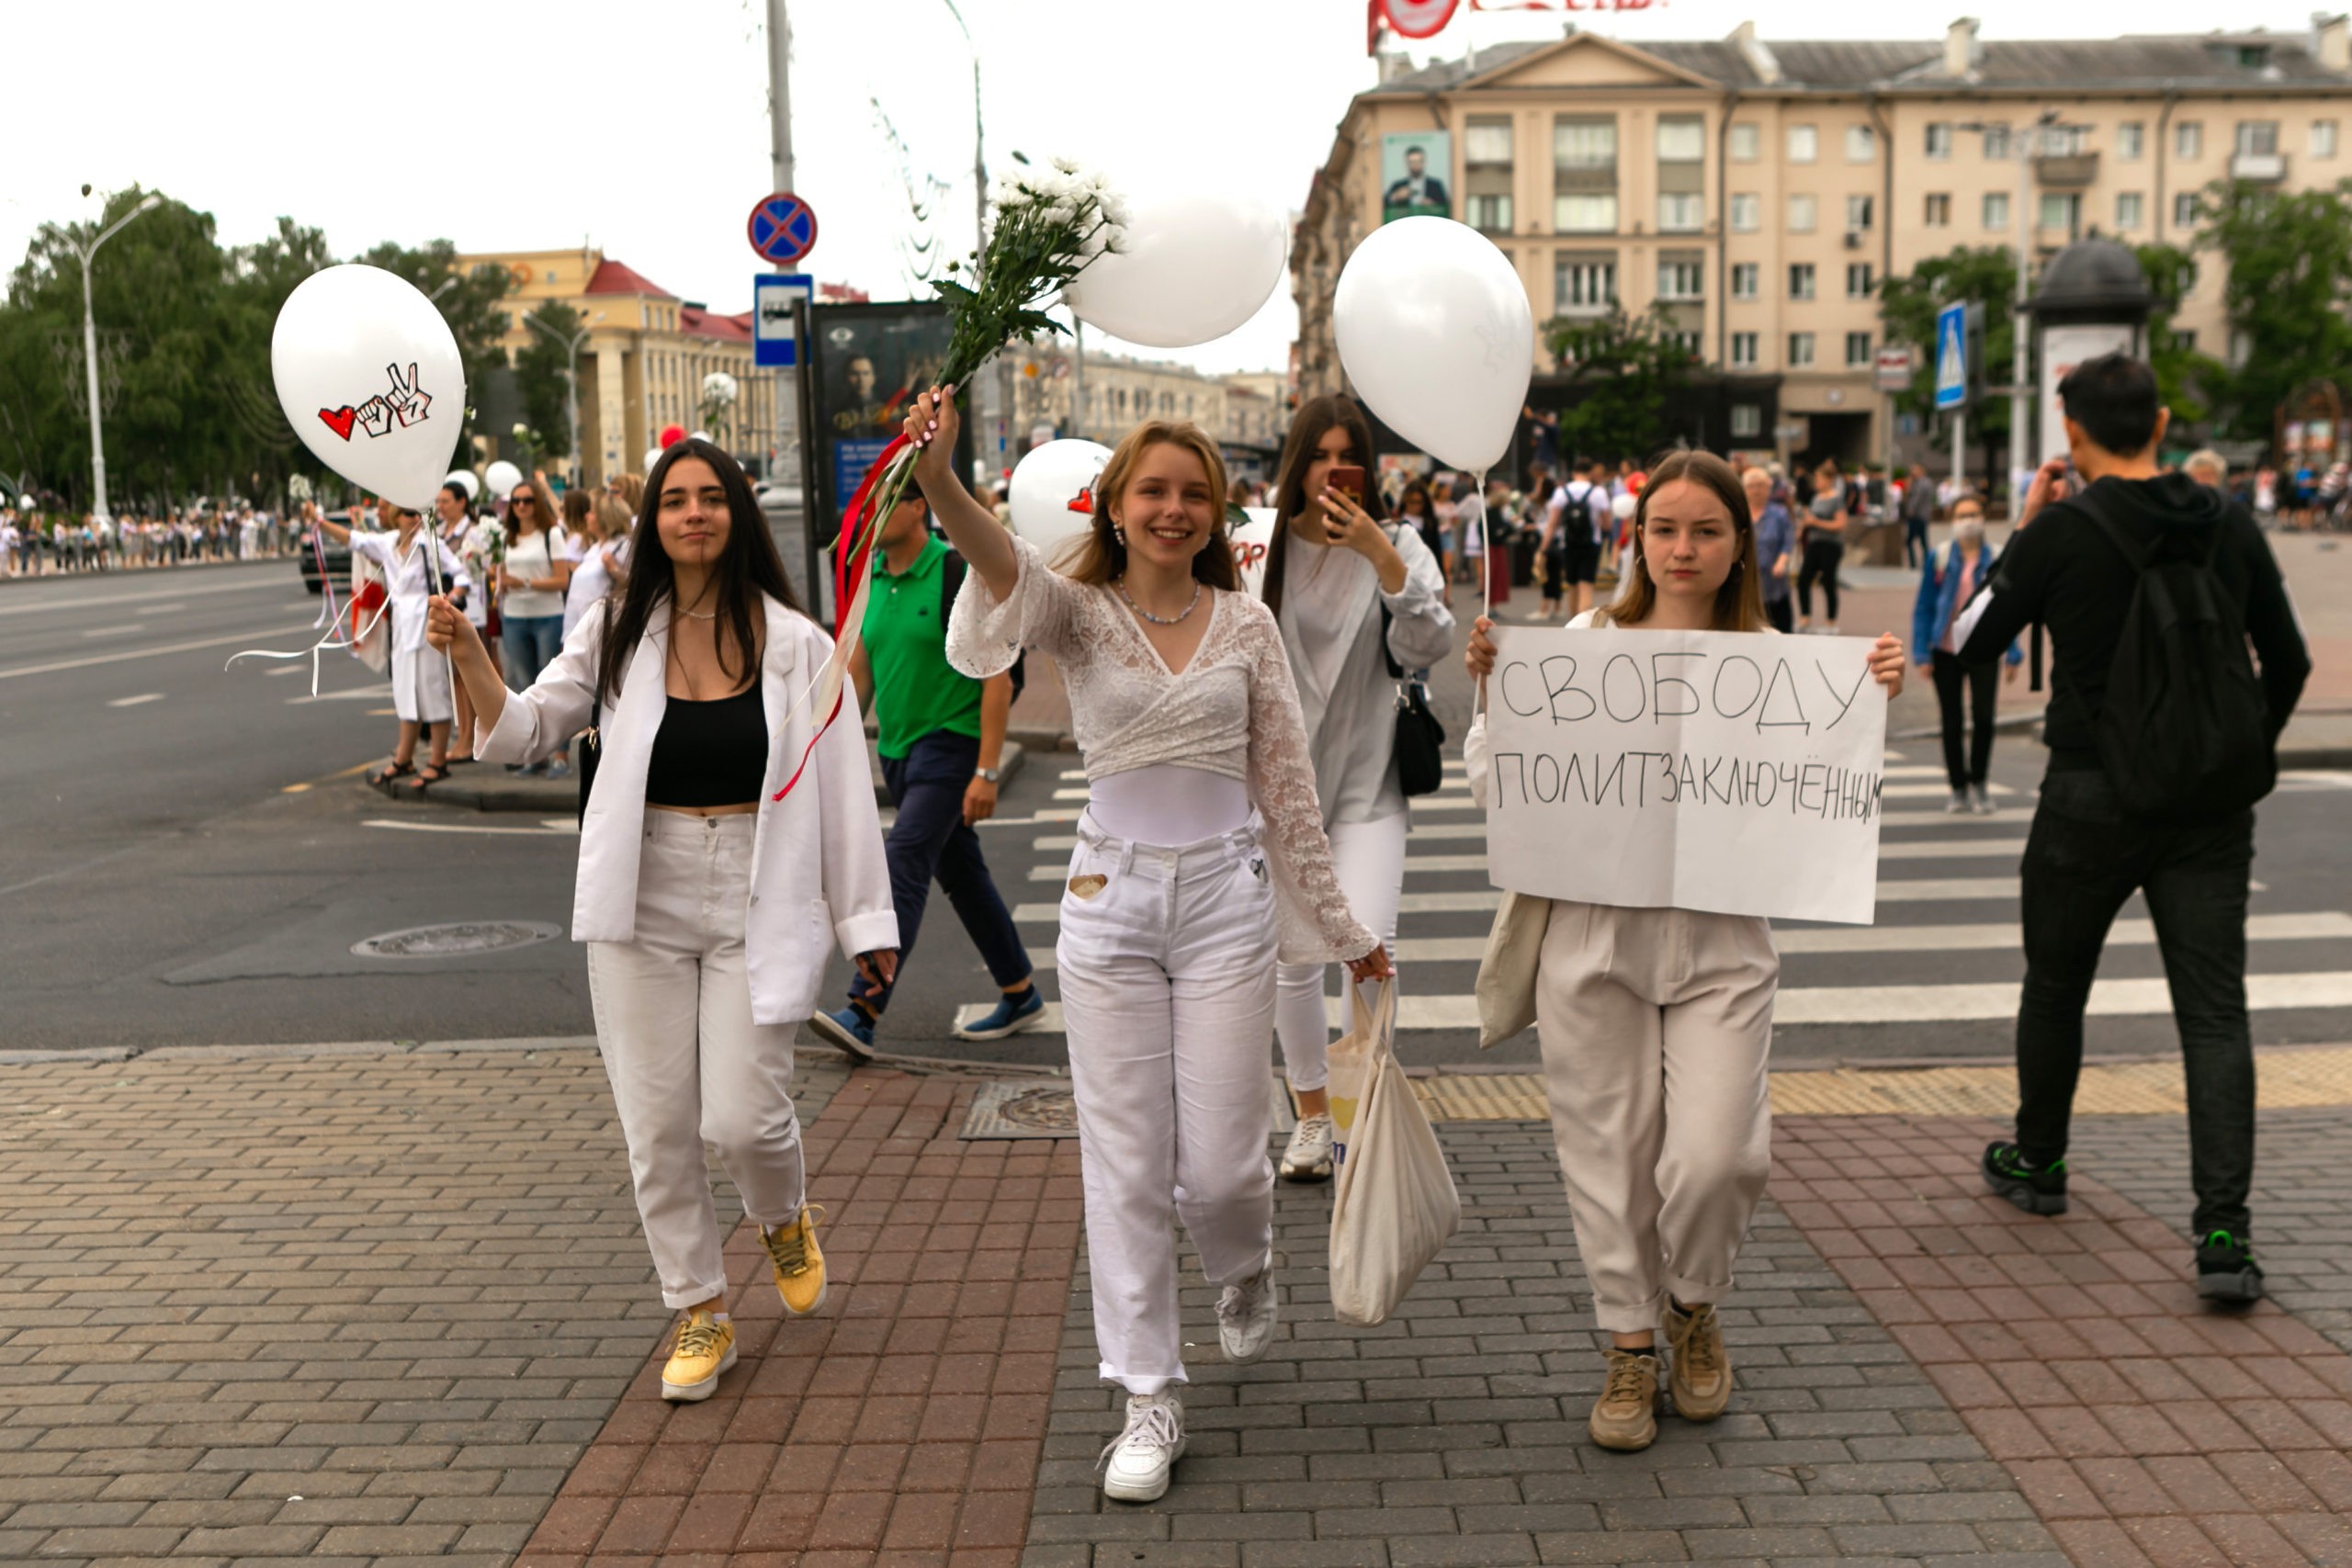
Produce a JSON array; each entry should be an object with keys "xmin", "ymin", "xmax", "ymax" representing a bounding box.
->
[{"xmin": 754, "ymin": 274, "xmax": 814, "ymax": 368}]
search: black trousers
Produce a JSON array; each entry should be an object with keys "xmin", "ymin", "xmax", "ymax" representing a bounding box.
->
[
  {"xmin": 1795, "ymin": 537, "xmax": 1842, "ymax": 621},
  {"xmin": 2014, "ymin": 769, "xmax": 2257, "ymax": 1237},
  {"xmin": 1930, "ymin": 649, "xmax": 1998, "ymax": 789},
  {"xmin": 1764, "ymin": 595, "xmax": 1793, "ymax": 634}
]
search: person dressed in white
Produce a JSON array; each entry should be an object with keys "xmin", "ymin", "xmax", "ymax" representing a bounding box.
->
[
  {"xmin": 909, "ymin": 385, "xmax": 1392, "ymax": 1506},
  {"xmin": 434, "ymin": 482, "xmax": 492, "ymax": 766},
  {"xmin": 563, "ymin": 494, "xmax": 633, "ymax": 639},
  {"xmin": 1254, "ymin": 394, "xmax": 1453, "ymax": 1182},
  {"xmin": 1463, "ymin": 449, "xmax": 1905, "ymax": 1453},
  {"xmin": 316, "ymin": 501, "xmax": 471, "ymax": 793},
  {"xmin": 424, "ymin": 439, "xmax": 899, "ymax": 1404}
]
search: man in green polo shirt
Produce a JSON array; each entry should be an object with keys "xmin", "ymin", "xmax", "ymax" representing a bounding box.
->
[{"xmin": 808, "ymin": 477, "xmax": 1043, "ymax": 1060}]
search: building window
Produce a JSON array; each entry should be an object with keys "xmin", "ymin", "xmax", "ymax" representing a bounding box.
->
[
  {"xmin": 1729, "ymin": 123, "xmax": 1760, "ymax": 162},
  {"xmin": 1730, "ymin": 333, "xmax": 1759, "ymax": 367},
  {"xmin": 1788, "ymin": 193, "xmax": 1817, "ymax": 232},
  {"xmin": 2316, "ymin": 120, "xmax": 2341, "ymax": 158},
  {"xmin": 1846, "ymin": 262, "xmax": 1875, "ymax": 299},
  {"xmin": 1844, "ymin": 124, "xmax": 1875, "ymax": 163},
  {"xmin": 2119, "ymin": 121, "xmax": 2145, "ymax": 160},
  {"xmin": 1658, "ymin": 258, "xmax": 1704, "ymax": 300},
  {"xmin": 2039, "ymin": 192, "xmax": 2081, "ymax": 234},
  {"xmin": 1925, "ymin": 122, "xmax": 1952, "ymax": 160},
  {"xmin": 1789, "ymin": 332, "xmax": 1816, "ymax": 367},
  {"xmin": 1924, "ymin": 192, "xmax": 1952, "ymax": 226},
  {"xmin": 1731, "ymin": 403, "xmax": 1763, "ymax": 438},
  {"xmin": 1658, "ymin": 193, "xmax": 1704, "ymax": 232},
  {"xmin": 1555, "ymin": 118, "xmax": 1616, "ymax": 168},
  {"xmin": 1554, "ymin": 256, "xmax": 1618, "ymax": 312},
  {"xmin": 1787, "ymin": 124, "xmax": 1817, "ymax": 164},
  {"xmin": 1657, "ymin": 117, "xmax": 1705, "ymax": 164},
  {"xmin": 1669, "ymin": 330, "xmax": 1703, "ymax": 356},
  {"xmin": 2229, "ymin": 328, "xmax": 2252, "ymax": 367},
  {"xmin": 1845, "ymin": 331, "xmax": 1873, "ymax": 367},
  {"xmin": 1983, "ymin": 124, "xmax": 2010, "ymax": 160},
  {"xmin": 2176, "ymin": 120, "xmax": 2202, "ymax": 159},
  {"xmin": 1846, "ymin": 194, "xmax": 1874, "ymax": 231},
  {"xmin": 1789, "ymin": 263, "xmax": 1815, "ymax": 300},
  {"xmin": 2235, "ymin": 120, "xmax": 2279, "ymax": 155},
  {"xmin": 2174, "ymin": 191, "xmax": 2200, "ymax": 230},
  {"xmin": 2116, "ymin": 191, "xmax": 2144, "ymax": 230},
  {"xmin": 1553, "ymin": 118, "xmax": 1617, "ymax": 232},
  {"xmin": 1730, "ymin": 193, "xmax": 1760, "ymax": 231},
  {"xmin": 1731, "ymin": 263, "xmax": 1759, "ymax": 299},
  {"xmin": 2175, "ymin": 329, "xmax": 2197, "ymax": 353},
  {"xmin": 1983, "ymin": 190, "xmax": 2010, "ymax": 231},
  {"xmin": 1555, "ymin": 194, "xmax": 1618, "ymax": 232},
  {"xmin": 1465, "ymin": 116, "xmax": 1515, "ymax": 234}
]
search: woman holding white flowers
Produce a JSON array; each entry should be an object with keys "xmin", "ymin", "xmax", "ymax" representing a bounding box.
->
[{"xmin": 911, "ymin": 383, "xmax": 1391, "ymax": 1506}]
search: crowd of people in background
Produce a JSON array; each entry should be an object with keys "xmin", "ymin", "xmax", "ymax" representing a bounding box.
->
[{"xmin": 0, "ymin": 502, "xmax": 300, "ymax": 575}]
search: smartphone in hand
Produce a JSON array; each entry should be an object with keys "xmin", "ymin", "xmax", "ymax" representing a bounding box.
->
[{"xmin": 1326, "ymin": 465, "xmax": 1367, "ymax": 505}]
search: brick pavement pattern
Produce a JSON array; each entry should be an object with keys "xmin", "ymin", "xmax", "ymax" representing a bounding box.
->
[
  {"xmin": 1776, "ymin": 1111, "xmax": 2352, "ymax": 1568},
  {"xmin": 514, "ymin": 1069, "xmax": 1084, "ymax": 1568},
  {"xmin": 0, "ymin": 1041, "xmax": 842, "ymax": 1568}
]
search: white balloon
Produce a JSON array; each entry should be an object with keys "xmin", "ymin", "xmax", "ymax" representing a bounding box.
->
[
  {"xmin": 1008, "ymin": 439, "xmax": 1114, "ymax": 551},
  {"xmin": 272, "ymin": 265, "xmax": 468, "ymax": 511},
  {"xmin": 1333, "ymin": 217, "xmax": 1532, "ymax": 475},
  {"xmin": 443, "ymin": 468, "xmax": 480, "ymax": 502},
  {"xmin": 689, "ymin": 430, "xmax": 711, "ymax": 443},
  {"xmin": 1232, "ymin": 507, "xmax": 1277, "ymax": 600},
  {"xmin": 484, "ymin": 460, "xmax": 524, "ymax": 500},
  {"xmin": 642, "ymin": 448, "xmax": 663, "ymax": 472},
  {"xmin": 1065, "ymin": 191, "xmax": 1289, "ymax": 350}
]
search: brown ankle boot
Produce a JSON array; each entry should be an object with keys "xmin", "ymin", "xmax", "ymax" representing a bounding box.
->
[
  {"xmin": 1589, "ymin": 1347, "xmax": 1662, "ymax": 1451},
  {"xmin": 1665, "ymin": 1300, "xmax": 1730, "ymax": 1421}
]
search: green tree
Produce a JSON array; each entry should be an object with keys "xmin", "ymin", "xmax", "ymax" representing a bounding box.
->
[
  {"xmin": 1541, "ymin": 303, "xmax": 1696, "ymax": 461},
  {"xmin": 2188, "ymin": 176, "xmax": 2352, "ymax": 442},
  {"xmin": 352, "ymin": 238, "xmax": 514, "ymax": 457},
  {"xmin": 2132, "ymin": 241, "xmax": 2225, "ymax": 428},
  {"xmin": 513, "ymin": 299, "xmax": 579, "ymax": 462}
]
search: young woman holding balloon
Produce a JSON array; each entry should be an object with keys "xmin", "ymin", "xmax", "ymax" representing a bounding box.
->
[
  {"xmin": 1256, "ymin": 393, "xmax": 1453, "ymax": 1184},
  {"xmin": 424, "ymin": 438, "xmax": 898, "ymax": 1406},
  {"xmin": 1462, "ymin": 450, "xmax": 1905, "ymax": 1454},
  {"xmin": 913, "ymin": 384, "xmax": 1391, "ymax": 1506},
  {"xmin": 435, "ymin": 481, "xmax": 489, "ymax": 764},
  {"xmin": 313, "ymin": 502, "xmax": 471, "ymax": 792}
]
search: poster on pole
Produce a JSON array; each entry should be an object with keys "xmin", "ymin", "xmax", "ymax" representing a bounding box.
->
[
  {"xmin": 1482, "ymin": 626, "xmax": 1888, "ymax": 924},
  {"xmin": 806, "ymin": 301, "xmax": 970, "ymax": 536},
  {"xmin": 2037, "ymin": 321, "xmax": 2136, "ymax": 468}
]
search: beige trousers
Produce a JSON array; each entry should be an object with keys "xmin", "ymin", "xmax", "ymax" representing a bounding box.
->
[{"xmin": 1534, "ymin": 899, "xmax": 1778, "ymax": 1333}]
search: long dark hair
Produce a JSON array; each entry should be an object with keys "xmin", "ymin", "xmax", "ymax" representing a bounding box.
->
[
  {"xmin": 1263, "ymin": 392, "xmax": 1385, "ymax": 616},
  {"xmin": 1599, "ymin": 448, "xmax": 1766, "ymax": 633},
  {"xmin": 594, "ymin": 438, "xmax": 804, "ymax": 703},
  {"xmin": 1057, "ymin": 421, "xmax": 1239, "ymax": 592}
]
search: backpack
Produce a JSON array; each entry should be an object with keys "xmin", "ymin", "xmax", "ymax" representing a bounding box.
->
[
  {"xmin": 2070, "ymin": 488, "xmax": 2275, "ymax": 822},
  {"xmin": 938, "ymin": 547, "xmax": 1023, "ymax": 704},
  {"xmin": 1555, "ymin": 483, "xmax": 1595, "ymax": 549}
]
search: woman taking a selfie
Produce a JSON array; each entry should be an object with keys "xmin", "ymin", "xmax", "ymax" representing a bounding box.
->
[
  {"xmin": 1258, "ymin": 393, "xmax": 1453, "ymax": 1184},
  {"xmin": 424, "ymin": 439, "xmax": 897, "ymax": 1407},
  {"xmin": 1464, "ymin": 449, "xmax": 1905, "ymax": 1453},
  {"xmin": 912, "ymin": 384, "xmax": 1390, "ymax": 1506}
]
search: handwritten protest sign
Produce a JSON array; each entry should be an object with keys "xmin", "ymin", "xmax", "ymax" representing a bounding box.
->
[{"xmin": 1483, "ymin": 626, "xmax": 1887, "ymax": 924}]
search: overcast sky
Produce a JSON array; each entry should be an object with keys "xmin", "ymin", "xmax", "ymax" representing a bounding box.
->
[{"xmin": 2, "ymin": 0, "xmax": 2319, "ymax": 375}]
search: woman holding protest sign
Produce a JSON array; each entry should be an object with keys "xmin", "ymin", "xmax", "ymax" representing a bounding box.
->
[
  {"xmin": 1462, "ymin": 448, "xmax": 1905, "ymax": 1453},
  {"xmin": 1257, "ymin": 394, "xmax": 1453, "ymax": 1184}
]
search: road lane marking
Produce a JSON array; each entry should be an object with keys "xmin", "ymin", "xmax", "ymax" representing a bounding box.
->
[
  {"xmin": 106, "ymin": 692, "xmax": 167, "ymax": 707},
  {"xmin": 0, "ymin": 624, "xmax": 316, "ymax": 682},
  {"xmin": 362, "ymin": 818, "xmax": 579, "ymax": 837},
  {"xmin": 79, "ymin": 624, "xmax": 148, "ymax": 638},
  {"xmin": 288, "ymin": 682, "xmax": 394, "ymax": 705},
  {"xmin": 0, "ymin": 574, "xmax": 296, "ymax": 619}
]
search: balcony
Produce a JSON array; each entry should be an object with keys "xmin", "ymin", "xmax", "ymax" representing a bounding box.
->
[
  {"xmin": 2230, "ymin": 151, "xmax": 2288, "ymax": 181},
  {"xmin": 2034, "ymin": 152, "xmax": 2100, "ymax": 187}
]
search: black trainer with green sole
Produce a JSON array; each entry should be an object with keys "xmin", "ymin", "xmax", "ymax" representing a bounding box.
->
[
  {"xmin": 2194, "ymin": 1230, "xmax": 2265, "ymax": 1303},
  {"xmin": 1982, "ymin": 1141, "xmax": 2069, "ymax": 1215}
]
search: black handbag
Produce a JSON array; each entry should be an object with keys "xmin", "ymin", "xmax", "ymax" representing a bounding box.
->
[
  {"xmin": 577, "ymin": 696, "xmax": 600, "ymax": 826},
  {"xmin": 1378, "ymin": 604, "xmax": 1446, "ymax": 797}
]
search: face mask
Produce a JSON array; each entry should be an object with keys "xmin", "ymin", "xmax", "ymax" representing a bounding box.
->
[{"xmin": 1954, "ymin": 519, "xmax": 1984, "ymax": 545}]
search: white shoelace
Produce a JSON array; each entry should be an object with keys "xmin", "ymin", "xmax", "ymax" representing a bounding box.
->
[
  {"xmin": 1101, "ymin": 1399, "xmax": 1183, "ymax": 1469},
  {"xmin": 1218, "ymin": 1273, "xmax": 1269, "ymax": 1325}
]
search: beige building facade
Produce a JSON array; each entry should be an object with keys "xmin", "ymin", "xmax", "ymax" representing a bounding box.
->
[
  {"xmin": 1295, "ymin": 18, "xmax": 2352, "ymax": 468},
  {"xmin": 999, "ymin": 339, "xmax": 1286, "ymax": 472},
  {"xmin": 458, "ymin": 247, "xmax": 778, "ymax": 484}
]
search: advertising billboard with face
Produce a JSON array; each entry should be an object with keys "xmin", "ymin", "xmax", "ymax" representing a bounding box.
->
[{"xmin": 1380, "ymin": 132, "xmax": 1453, "ymax": 224}]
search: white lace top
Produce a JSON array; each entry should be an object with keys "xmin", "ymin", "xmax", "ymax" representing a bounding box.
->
[{"xmin": 947, "ymin": 534, "xmax": 1376, "ymax": 964}]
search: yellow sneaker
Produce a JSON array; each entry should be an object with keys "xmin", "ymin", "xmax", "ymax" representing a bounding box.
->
[
  {"xmin": 660, "ymin": 1308, "xmax": 735, "ymax": 1403},
  {"xmin": 764, "ymin": 1205, "xmax": 827, "ymax": 1317}
]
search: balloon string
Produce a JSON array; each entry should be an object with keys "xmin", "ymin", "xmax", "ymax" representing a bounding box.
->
[
  {"xmin": 226, "ymin": 569, "xmax": 390, "ymax": 695},
  {"xmin": 778, "ymin": 439, "xmax": 911, "ymax": 801},
  {"xmin": 1476, "ymin": 468, "xmax": 1489, "ymax": 720}
]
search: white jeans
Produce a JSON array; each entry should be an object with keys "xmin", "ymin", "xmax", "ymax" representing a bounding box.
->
[
  {"xmin": 1273, "ymin": 812, "xmax": 1406, "ymax": 1092},
  {"xmin": 1057, "ymin": 812, "xmax": 1280, "ymax": 1395},
  {"xmin": 587, "ymin": 811, "xmax": 808, "ymax": 1310}
]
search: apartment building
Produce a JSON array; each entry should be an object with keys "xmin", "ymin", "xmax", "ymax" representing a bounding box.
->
[
  {"xmin": 1000, "ymin": 338, "xmax": 1287, "ymax": 473},
  {"xmin": 1294, "ymin": 17, "xmax": 2352, "ymax": 466}
]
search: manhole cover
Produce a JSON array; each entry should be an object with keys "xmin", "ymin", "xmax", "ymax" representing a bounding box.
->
[
  {"xmin": 350, "ymin": 920, "xmax": 562, "ymax": 960},
  {"xmin": 961, "ymin": 1081, "xmax": 1080, "ymax": 1140}
]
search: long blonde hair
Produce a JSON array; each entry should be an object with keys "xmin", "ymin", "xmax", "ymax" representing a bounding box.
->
[
  {"xmin": 1056, "ymin": 420, "xmax": 1239, "ymax": 591},
  {"xmin": 1596, "ymin": 448, "xmax": 1766, "ymax": 633}
]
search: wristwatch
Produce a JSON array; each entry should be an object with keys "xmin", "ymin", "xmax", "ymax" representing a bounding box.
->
[{"xmin": 975, "ymin": 766, "xmax": 1001, "ymax": 784}]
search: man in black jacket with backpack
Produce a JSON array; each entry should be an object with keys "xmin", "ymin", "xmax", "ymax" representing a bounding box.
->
[{"xmin": 1956, "ymin": 353, "xmax": 2309, "ymax": 1302}]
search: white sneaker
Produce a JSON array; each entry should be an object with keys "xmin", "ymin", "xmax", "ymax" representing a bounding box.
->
[
  {"xmin": 1100, "ymin": 1391, "xmax": 1185, "ymax": 1504},
  {"xmin": 1945, "ymin": 788, "xmax": 1970, "ymax": 815},
  {"xmin": 1279, "ymin": 1113, "xmax": 1335, "ymax": 1183},
  {"xmin": 1217, "ymin": 1269, "xmax": 1279, "ymax": 1364},
  {"xmin": 1970, "ymin": 783, "xmax": 1996, "ymax": 815}
]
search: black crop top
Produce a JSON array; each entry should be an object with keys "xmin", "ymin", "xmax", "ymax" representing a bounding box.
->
[{"xmin": 644, "ymin": 684, "xmax": 768, "ymax": 807}]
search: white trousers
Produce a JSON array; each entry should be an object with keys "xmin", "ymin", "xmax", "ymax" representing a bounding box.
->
[
  {"xmin": 1057, "ymin": 812, "xmax": 1279, "ymax": 1395},
  {"xmin": 1534, "ymin": 899, "xmax": 1777, "ymax": 1333},
  {"xmin": 390, "ymin": 645, "xmax": 454, "ymax": 725},
  {"xmin": 1273, "ymin": 811, "xmax": 1407, "ymax": 1092},
  {"xmin": 587, "ymin": 811, "xmax": 808, "ymax": 1310}
]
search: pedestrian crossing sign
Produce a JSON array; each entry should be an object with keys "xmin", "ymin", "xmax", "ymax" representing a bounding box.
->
[{"xmin": 1934, "ymin": 302, "xmax": 1970, "ymax": 412}]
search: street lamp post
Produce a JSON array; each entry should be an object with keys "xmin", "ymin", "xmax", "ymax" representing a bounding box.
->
[
  {"xmin": 66, "ymin": 192, "xmax": 163, "ymax": 525},
  {"xmin": 524, "ymin": 308, "xmax": 604, "ymax": 486}
]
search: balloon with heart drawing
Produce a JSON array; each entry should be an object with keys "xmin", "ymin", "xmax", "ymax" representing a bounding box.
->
[
  {"xmin": 1007, "ymin": 439, "xmax": 1114, "ymax": 556},
  {"xmin": 273, "ymin": 265, "xmax": 467, "ymax": 511}
]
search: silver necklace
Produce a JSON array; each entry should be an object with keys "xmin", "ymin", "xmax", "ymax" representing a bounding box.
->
[
  {"xmin": 680, "ymin": 608, "xmax": 717, "ymax": 621},
  {"xmin": 1116, "ymin": 575, "xmax": 1201, "ymax": 626}
]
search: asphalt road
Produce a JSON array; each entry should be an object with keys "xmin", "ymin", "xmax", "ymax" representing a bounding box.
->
[{"xmin": 5, "ymin": 558, "xmax": 2348, "ymax": 1068}]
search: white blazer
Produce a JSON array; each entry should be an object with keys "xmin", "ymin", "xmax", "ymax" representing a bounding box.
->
[{"xmin": 477, "ymin": 593, "xmax": 899, "ymax": 1026}]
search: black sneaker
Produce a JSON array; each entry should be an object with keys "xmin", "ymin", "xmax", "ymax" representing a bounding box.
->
[
  {"xmin": 1982, "ymin": 1141, "xmax": 2069, "ymax": 1215},
  {"xmin": 2194, "ymin": 1230, "xmax": 2265, "ymax": 1303}
]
